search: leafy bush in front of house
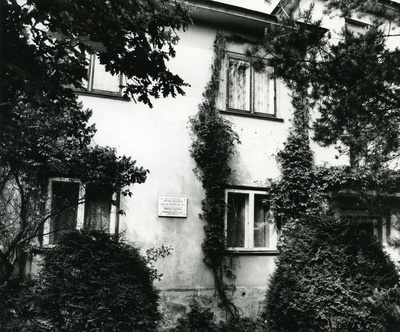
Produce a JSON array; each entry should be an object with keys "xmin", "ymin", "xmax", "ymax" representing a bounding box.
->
[
  {"xmin": 171, "ymin": 302, "xmax": 268, "ymax": 332},
  {"xmin": 262, "ymin": 216, "xmax": 399, "ymax": 332},
  {"xmin": 0, "ymin": 280, "xmax": 42, "ymax": 332},
  {"xmin": 34, "ymin": 229, "xmax": 160, "ymax": 332},
  {"xmin": 367, "ymin": 286, "xmax": 400, "ymax": 332}
]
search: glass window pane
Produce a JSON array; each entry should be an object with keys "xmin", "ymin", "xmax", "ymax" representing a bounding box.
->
[
  {"xmin": 228, "ymin": 59, "xmax": 250, "ymax": 111},
  {"xmin": 227, "ymin": 193, "xmax": 247, "ymax": 248},
  {"xmin": 92, "ymin": 57, "xmax": 121, "ymax": 93},
  {"xmin": 84, "ymin": 184, "xmax": 112, "ymax": 231},
  {"xmin": 253, "ymin": 194, "xmax": 272, "ymax": 247},
  {"xmin": 50, "ymin": 181, "xmax": 80, "ymax": 244},
  {"xmin": 254, "ymin": 67, "xmax": 274, "ymax": 115}
]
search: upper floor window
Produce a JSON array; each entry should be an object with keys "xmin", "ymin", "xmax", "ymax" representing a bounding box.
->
[
  {"xmin": 345, "ymin": 18, "xmax": 370, "ymax": 35},
  {"xmin": 225, "ymin": 189, "xmax": 279, "ymax": 252},
  {"xmin": 44, "ymin": 178, "xmax": 114, "ymax": 244},
  {"xmin": 225, "ymin": 54, "xmax": 276, "ymax": 117},
  {"xmin": 84, "ymin": 55, "xmax": 123, "ymax": 95}
]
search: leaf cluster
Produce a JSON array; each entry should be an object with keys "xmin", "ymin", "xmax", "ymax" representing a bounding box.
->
[
  {"xmin": 260, "ymin": 3, "xmax": 400, "ymax": 169},
  {"xmin": 190, "ymin": 34, "xmax": 240, "ymax": 257},
  {"xmin": 263, "ymin": 216, "xmax": 399, "ymax": 332},
  {"xmin": 171, "ymin": 302, "xmax": 268, "ymax": 332},
  {"xmin": 26, "ymin": 230, "xmax": 159, "ymax": 332},
  {"xmin": 1, "ymin": 0, "xmax": 190, "ymax": 109},
  {"xmin": 189, "ymin": 33, "xmax": 241, "ymax": 317}
]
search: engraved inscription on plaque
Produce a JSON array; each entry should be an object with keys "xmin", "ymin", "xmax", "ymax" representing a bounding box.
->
[{"xmin": 158, "ymin": 197, "xmax": 188, "ymax": 218}]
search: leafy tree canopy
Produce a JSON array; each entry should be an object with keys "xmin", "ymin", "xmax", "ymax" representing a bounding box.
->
[
  {"xmin": 259, "ymin": 0, "xmax": 400, "ymax": 169},
  {"xmin": 0, "ymin": 0, "xmax": 190, "ymax": 285},
  {"xmin": 0, "ymin": 0, "xmax": 190, "ymax": 110}
]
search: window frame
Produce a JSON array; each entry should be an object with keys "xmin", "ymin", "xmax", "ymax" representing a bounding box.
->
[
  {"xmin": 224, "ymin": 52, "xmax": 277, "ymax": 119},
  {"xmin": 225, "ymin": 188, "xmax": 279, "ymax": 253},
  {"xmin": 85, "ymin": 54, "xmax": 124, "ymax": 96},
  {"xmin": 338, "ymin": 209, "xmax": 391, "ymax": 243},
  {"xmin": 344, "ymin": 17, "xmax": 371, "ymax": 35},
  {"xmin": 333, "ymin": 191, "xmax": 392, "ymax": 244},
  {"xmin": 43, "ymin": 177, "xmax": 116, "ymax": 245}
]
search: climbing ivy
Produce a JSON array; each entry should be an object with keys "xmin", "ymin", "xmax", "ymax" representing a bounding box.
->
[{"xmin": 189, "ymin": 33, "xmax": 241, "ymax": 317}]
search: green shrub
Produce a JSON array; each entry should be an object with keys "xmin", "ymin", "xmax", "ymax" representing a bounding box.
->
[
  {"xmin": 0, "ymin": 280, "xmax": 41, "ymax": 332},
  {"xmin": 172, "ymin": 303, "xmax": 219, "ymax": 332},
  {"xmin": 171, "ymin": 302, "xmax": 268, "ymax": 332},
  {"xmin": 35, "ymin": 229, "xmax": 160, "ymax": 332},
  {"xmin": 368, "ymin": 286, "xmax": 400, "ymax": 332},
  {"xmin": 262, "ymin": 216, "xmax": 399, "ymax": 332}
]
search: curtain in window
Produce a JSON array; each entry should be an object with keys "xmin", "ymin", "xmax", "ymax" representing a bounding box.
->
[
  {"xmin": 84, "ymin": 184, "xmax": 112, "ymax": 231},
  {"xmin": 254, "ymin": 67, "xmax": 273, "ymax": 114},
  {"xmin": 227, "ymin": 193, "xmax": 246, "ymax": 247},
  {"xmin": 50, "ymin": 182, "xmax": 80, "ymax": 244},
  {"xmin": 254, "ymin": 194, "xmax": 272, "ymax": 248},
  {"xmin": 92, "ymin": 57, "xmax": 120, "ymax": 93},
  {"xmin": 228, "ymin": 59, "xmax": 250, "ymax": 111}
]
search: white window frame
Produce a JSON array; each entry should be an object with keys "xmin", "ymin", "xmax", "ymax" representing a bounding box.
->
[
  {"xmin": 344, "ymin": 17, "xmax": 371, "ymax": 35},
  {"xmin": 225, "ymin": 188, "xmax": 279, "ymax": 253},
  {"xmin": 43, "ymin": 177, "xmax": 116, "ymax": 245},
  {"xmin": 223, "ymin": 52, "xmax": 277, "ymax": 117},
  {"xmin": 86, "ymin": 54, "xmax": 123, "ymax": 96}
]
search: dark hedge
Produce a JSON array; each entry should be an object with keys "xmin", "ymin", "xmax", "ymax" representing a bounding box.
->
[
  {"xmin": 262, "ymin": 216, "xmax": 399, "ymax": 332},
  {"xmin": 35, "ymin": 229, "xmax": 160, "ymax": 332}
]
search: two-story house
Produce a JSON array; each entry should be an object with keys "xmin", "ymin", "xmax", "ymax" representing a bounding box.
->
[{"xmin": 31, "ymin": 0, "xmax": 400, "ymax": 324}]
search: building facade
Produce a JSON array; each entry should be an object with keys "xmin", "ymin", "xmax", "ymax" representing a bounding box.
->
[{"xmin": 35, "ymin": 0, "xmax": 400, "ymax": 325}]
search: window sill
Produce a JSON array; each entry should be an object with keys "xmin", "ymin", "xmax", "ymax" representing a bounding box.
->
[
  {"xmin": 224, "ymin": 249, "xmax": 279, "ymax": 256},
  {"xmin": 75, "ymin": 90, "xmax": 130, "ymax": 101},
  {"xmin": 220, "ymin": 109, "xmax": 284, "ymax": 122},
  {"xmin": 30, "ymin": 245, "xmax": 54, "ymax": 254}
]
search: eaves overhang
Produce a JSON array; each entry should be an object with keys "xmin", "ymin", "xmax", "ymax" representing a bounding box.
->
[
  {"xmin": 186, "ymin": 0, "xmax": 327, "ymax": 38},
  {"xmin": 187, "ymin": 0, "xmax": 279, "ymax": 36}
]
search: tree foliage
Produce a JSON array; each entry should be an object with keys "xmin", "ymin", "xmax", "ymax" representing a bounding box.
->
[
  {"xmin": 263, "ymin": 216, "xmax": 399, "ymax": 332},
  {"xmin": 0, "ymin": 0, "xmax": 189, "ymax": 286},
  {"xmin": 1, "ymin": 230, "xmax": 161, "ymax": 332},
  {"xmin": 1, "ymin": 0, "xmax": 190, "ymax": 110},
  {"xmin": 189, "ymin": 33, "xmax": 241, "ymax": 317},
  {"xmin": 261, "ymin": 0, "xmax": 400, "ymax": 169},
  {"xmin": 261, "ymin": 3, "xmax": 400, "ymax": 330}
]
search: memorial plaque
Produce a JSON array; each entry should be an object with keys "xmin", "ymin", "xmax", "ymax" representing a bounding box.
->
[{"xmin": 158, "ymin": 196, "xmax": 188, "ymax": 218}]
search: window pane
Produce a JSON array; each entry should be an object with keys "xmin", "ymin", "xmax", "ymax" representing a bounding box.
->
[
  {"xmin": 227, "ymin": 193, "xmax": 247, "ymax": 248},
  {"xmin": 254, "ymin": 67, "xmax": 274, "ymax": 115},
  {"xmin": 228, "ymin": 59, "xmax": 250, "ymax": 111},
  {"xmin": 50, "ymin": 181, "xmax": 80, "ymax": 244},
  {"xmin": 253, "ymin": 194, "xmax": 273, "ymax": 247},
  {"xmin": 84, "ymin": 184, "xmax": 112, "ymax": 231},
  {"xmin": 91, "ymin": 57, "xmax": 121, "ymax": 93}
]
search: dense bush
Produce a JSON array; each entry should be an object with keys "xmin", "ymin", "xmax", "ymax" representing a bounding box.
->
[
  {"xmin": 34, "ymin": 229, "xmax": 161, "ymax": 332},
  {"xmin": 262, "ymin": 216, "xmax": 399, "ymax": 332},
  {"xmin": 0, "ymin": 280, "xmax": 41, "ymax": 332},
  {"xmin": 171, "ymin": 302, "xmax": 268, "ymax": 332}
]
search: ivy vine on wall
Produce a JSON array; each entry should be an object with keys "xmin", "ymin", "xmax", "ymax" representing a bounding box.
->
[{"xmin": 189, "ymin": 33, "xmax": 241, "ymax": 317}]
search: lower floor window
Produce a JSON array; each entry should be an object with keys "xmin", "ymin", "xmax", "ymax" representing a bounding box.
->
[
  {"xmin": 341, "ymin": 213, "xmax": 391, "ymax": 243},
  {"xmin": 45, "ymin": 178, "xmax": 113, "ymax": 244},
  {"xmin": 225, "ymin": 189, "xmax": 278, "ymax": 251}
]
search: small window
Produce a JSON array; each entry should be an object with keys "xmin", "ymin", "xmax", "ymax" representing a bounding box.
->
[
  {"xmin": 345, "ymin": 18, "xmax": 370, "ymax": 35},
  {"xmin": 341, "ymin": 213, "xmax": 390, "ymax": 243},
  {"xmin": 226, "ymin": 55, "xmax": 276, "ymax": 116},
  {"xmin": 45, "ymin": 178, "xmax": 113, "ymax": 244},
  {"xmin": 335, "ymin": 194, "xmax": 390, "ymax": 243},
  {"xmin": 85, "ymin": 55, "xmax": 123, "ymax": 95},
  {"xmin": 225, "ymin": 189, "xmax": 278, "ymax": 251}
]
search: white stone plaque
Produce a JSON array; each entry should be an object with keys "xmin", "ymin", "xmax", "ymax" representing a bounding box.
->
[{"xmin": 158, "ymin": 196, "xmax": 188, "ymax": 218}]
